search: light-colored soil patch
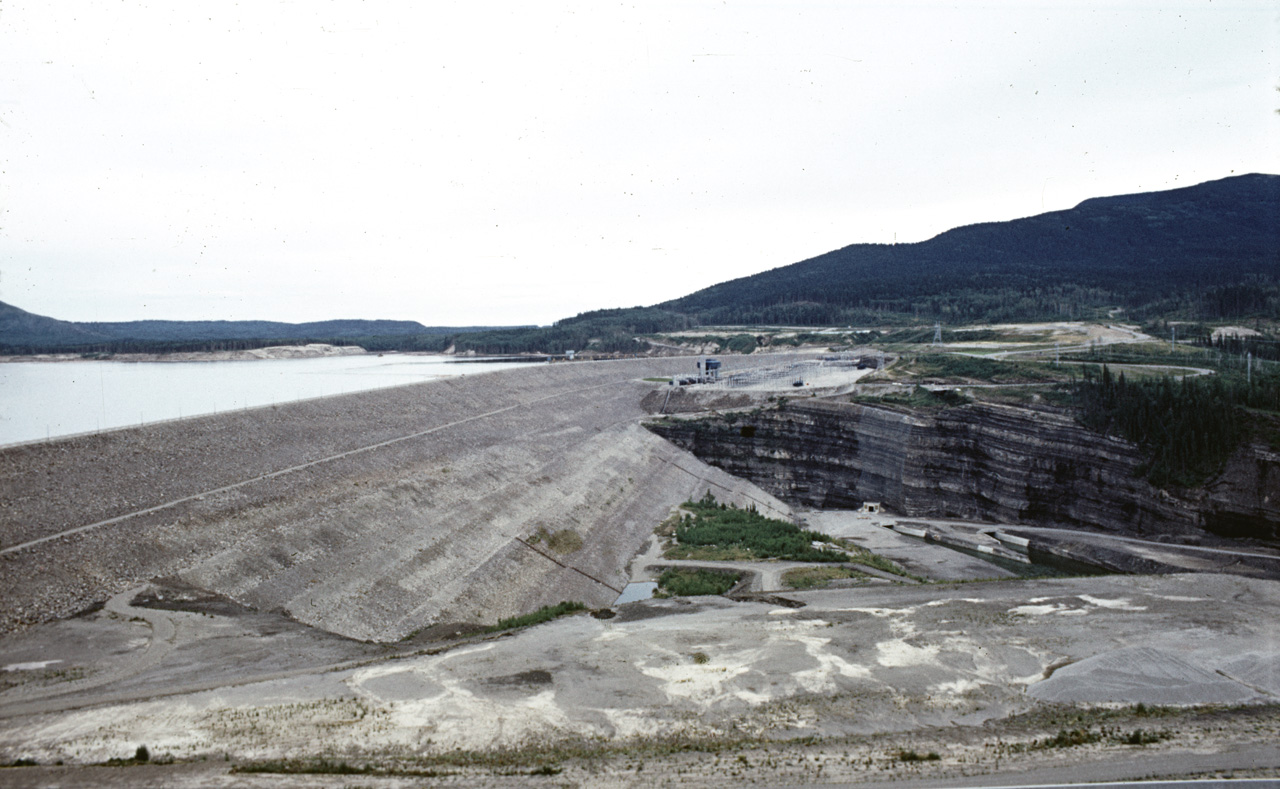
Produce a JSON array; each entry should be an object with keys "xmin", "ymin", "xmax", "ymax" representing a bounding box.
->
[
  {"xmin": 1212, "ymin": 325, "xmax": 1263, "ymax": 340},
  {"xmin": 2, "ymin": 574, "xmax": 1276, "ymax": 770}
]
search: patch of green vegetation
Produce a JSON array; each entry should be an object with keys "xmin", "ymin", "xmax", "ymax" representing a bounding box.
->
[
  {"xmin": 529, "ymin": 764, "xmax": 563, "ymax": 775},
  {"xmin": 643, "ymin": 377, "xmax": 672, "ymax": 382},
  {"xmin": 1039, "ymin": 727, "xmax": 1102, "ymax": 749},
  {"xmin": 1061, "ymin": 342, "xmax": 1218, "ymax": 368},
  {"xmin": 1006, "ymin": 723, "xmax": 1171, "ymax": 753},
  {"xmin": 654, "ymin": 511, "xmax": 682, "ymax": 538},
  {"xmin": 891, "ymin": 748, "xmax": 941, "ymax": 762},
  {"xmin": 667, "ymin": 493, "xmax": 848, "ymax": 563},
  {"xmin": 527, "ymin": 527, "xmax": 584, "ymax": 554},
  {"xmin": 487, "ymin": 601, "xmax": 586, "ymax": 633},
  {"xmin": 665, "ymin": 544, "xmax": 758, "ymax": 561},
  {"xmin": 831, "ymin": 541, "xmax": 915, "ymax": 578},
  {"xmin": 234, "ymin": 759, "xmax": 452, "ymax": 777},
  {"xmin": 768, "ymin": 332, "xmax": 838, "ymax": 347},
  {"xmin": 545, "ymin": 529, "xmax": 583, "ymax": 554},
  {"xmin": 725, "ymin": 333, "xmax": 758, "ymax": 354},
  {"xmin": 103, "ymin": 745, "xmax": 173, "ymax": 767},
  {"xmin": 1072, "ymin": 364, "xmax": 1280, "ymax": 487},
  {"xmin": 897, "ymin": 354, "xmax": 1062, "ymax": 383},
  {"xmin": 235, "ymin": 728, "xmax": 821, "ymax": 778},
  {"xmin": 2, "ymin": 758, "xmax": 39, "ymax": 768},
  {"xmin": 1118, "ymin": 728, "xmax": 1169, "ymax": 746},
  {"xmin": 656, "ymin": 568, "xmax": 741, "ymax": 597},
  {"xmin": 783, "ymin": 566, "xmax": 867, "ymax": 590},
  {"xmin": 654, "ymin": 333, "xmax": 732, "ymax": 352}
]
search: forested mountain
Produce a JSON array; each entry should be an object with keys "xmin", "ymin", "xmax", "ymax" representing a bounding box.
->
[
  {"xmin": 0, "ymin": 301, "xmax": 520, "ymax": 354},
  {"xmin": 3, "ymin": 174, "xmax": 1275, "ymax": 356},
  {"xmin": 659, "ymin": 173, "xmax": 1279, "ymax": 325}
]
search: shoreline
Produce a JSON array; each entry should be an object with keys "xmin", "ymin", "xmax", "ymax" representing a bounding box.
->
[{"xmin": 0, "ymin": 343, "xmax": 371, "ymax": 364}]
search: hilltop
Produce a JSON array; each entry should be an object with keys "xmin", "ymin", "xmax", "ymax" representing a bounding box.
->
[
  {"xmin": 657, "ymin": 172, "xmax": 1279, "ymax": 326},
  {"xmin": 2, "ymin": 173, "xmax": 1276, "ymax": 356},
  {"xmin": 0, "ymin": 300, "xmax": 524, "ymax": 354}
]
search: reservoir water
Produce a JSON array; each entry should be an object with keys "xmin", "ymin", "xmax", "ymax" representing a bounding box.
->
[{"xmin": 0, "ymin": 354, "xmax": 538, "ymax": 447}]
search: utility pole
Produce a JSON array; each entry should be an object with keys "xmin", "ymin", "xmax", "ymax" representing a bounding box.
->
[
  {"xmin": 933, "ymin": 322, "xmax": 942, "ymax": 348},
  {"xmin": 1248, "ymin": 352, "xmax": 1252, "ymax": 384}
]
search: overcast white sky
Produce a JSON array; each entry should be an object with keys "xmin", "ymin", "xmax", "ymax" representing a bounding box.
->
[{"xmin": 1, "ymin": 1, "xmax": 1277, "ymax": 327}]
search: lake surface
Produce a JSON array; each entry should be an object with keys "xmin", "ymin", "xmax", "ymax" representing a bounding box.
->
[{"xmin": 0, "ymin": 355, "xmax": 538, "ymax": 447}]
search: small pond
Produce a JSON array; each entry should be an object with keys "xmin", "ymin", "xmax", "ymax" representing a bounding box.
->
[{"xmin": 613, "ymin": 582, "xmax": 657, "ymax": 605}]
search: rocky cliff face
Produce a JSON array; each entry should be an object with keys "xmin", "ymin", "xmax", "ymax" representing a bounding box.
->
[{"xmin": 647, "ymin": 400, "xmax": 1280, "ymax": 541}]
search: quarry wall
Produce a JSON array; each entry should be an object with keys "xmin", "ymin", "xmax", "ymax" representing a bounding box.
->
[{"xmin": 648, "ymin": 399, "xmax": 1280, "ymax": 541}]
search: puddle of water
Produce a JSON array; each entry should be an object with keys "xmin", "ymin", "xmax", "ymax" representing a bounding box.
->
[{"xmin": 614, "ymin": 582, "xmax": 657, "ymax": 605}]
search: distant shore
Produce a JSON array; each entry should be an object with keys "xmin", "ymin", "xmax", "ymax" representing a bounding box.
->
[{"xmin": 0, "ymin": 343, "xmax": 370, "ymax": 364}]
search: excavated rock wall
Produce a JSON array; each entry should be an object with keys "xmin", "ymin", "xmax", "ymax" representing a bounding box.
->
[{"xmin": 648, "ymin": 400, "xmax": 1280, "ymax": 540}]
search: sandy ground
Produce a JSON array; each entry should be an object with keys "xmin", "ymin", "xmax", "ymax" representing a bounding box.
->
[
  {"xmin": 943, "ymin": 322, "xmax": 1152, "ymax": 350},
  {"xmin": 1213, "ymin": 325, "xmax": 1264, "ymax": 340}
]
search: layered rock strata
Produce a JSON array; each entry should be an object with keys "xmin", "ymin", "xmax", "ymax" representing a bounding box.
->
[{"xmin": 647, "ymin": 400, "xmax": 1280, "ymax": 541}]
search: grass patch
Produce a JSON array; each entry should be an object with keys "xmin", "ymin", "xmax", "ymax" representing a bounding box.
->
[
  {"xmin": 643, "ymin": 377, "xmax": 672, "ymax": 382},
  {"xmin": 666, "ymin": 493, "xmax": 848, "ymax": 563},
  {"xmin": 1008, "ymin": 725, "xmax": 1169, "ymax": 752},
  {"xmin": 487, "ymin": 601, "xmax": 586, "ymax": 633},
  {"xmin": 234, "ymin": 759, "xmax": 452, "ymax": 777},
  {"xmin": 527, "ymin": 527, "xmax": 584, "ymax": 554},
  {"xmin": 654, "ymin": 511, "xmax": 682, "ymax": 538},
  {"xmin": 833, "ymin": 540, "xmax": 914, "ymax": 578},
  {"xmin": 783, "ymin": 566, "xmax": 867, "ymax": 590},
  {"xmin": 235, "ymin": 729, "xmax": 809, "ymax": 777},
  {"xmin": 664, "ymin": 544, "xmax": 758, "ymax": 561},
  {"xmin": 545, "ymin": 529, "xmax": 583, "ymax": 554},
  {"xmin": 897, "ymin": 354, "xmax": 1063, "ymax": 383},
  {"xmin": 656, "ymin": 568, "xmax": 741, "ymax": 597}
]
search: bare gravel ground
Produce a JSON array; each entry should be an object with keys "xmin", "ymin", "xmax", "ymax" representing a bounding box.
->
[
  {"xmin": 0, "ymin": 574, "xmax": 1277, "ymax": 786},
  {"xmin": 4, "ymin": 351, "xmax": 1279, "ymax": 786}
]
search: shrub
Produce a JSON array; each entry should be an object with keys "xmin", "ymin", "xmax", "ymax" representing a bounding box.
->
[
  {"xmin": 783, "ymin": 566, "xmax": 866, "ymax": 590},
  {"xmin": 657, "ymin": 568, "xmax": 740, "ymax": 596},
  {"xmin": 892, "ymin": 749, "xmax": 940, "ymax": 762},
  {"xmin": 670, "ymin": 494, "xmax": 848, "ymax": 563},
  {"xmin": 488, "ymin": 601, "xmax": 586, "ymax": 632}
]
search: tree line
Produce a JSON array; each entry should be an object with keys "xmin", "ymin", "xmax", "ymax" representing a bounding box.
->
[{"xmin": 1072, "ymin": 364, "xmax": 1278, "ymax": 488}]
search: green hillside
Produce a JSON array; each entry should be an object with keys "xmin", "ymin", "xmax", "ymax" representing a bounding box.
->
[{"xmin": 659, "ymin": 173, "xmax": 1279, "ymax": 325}]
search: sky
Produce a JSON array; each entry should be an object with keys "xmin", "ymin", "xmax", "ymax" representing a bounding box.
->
[{"xmin": 1, "ymin": 1, "xmax": 1277, "ymax": 327}]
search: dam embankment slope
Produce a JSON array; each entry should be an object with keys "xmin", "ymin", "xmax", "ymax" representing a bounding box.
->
[{"xmin": 0, "ymin": 356, "xmax": 793, "ymax": 640}]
